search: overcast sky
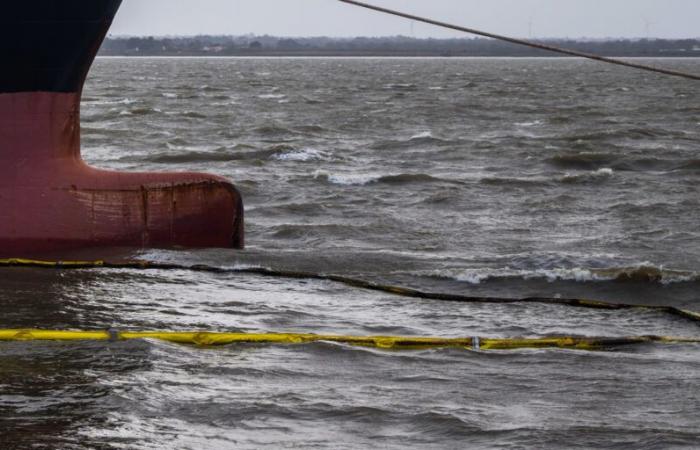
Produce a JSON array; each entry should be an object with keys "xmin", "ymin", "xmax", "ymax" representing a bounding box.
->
[{"xmin": 111, "ymin": 0, "xmax": 700, "ymax": 39}]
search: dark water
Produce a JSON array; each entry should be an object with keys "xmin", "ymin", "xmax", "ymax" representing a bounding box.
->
[{"xmin": 2, "ymin": 57, "xmax": 700, "ymax": 449}]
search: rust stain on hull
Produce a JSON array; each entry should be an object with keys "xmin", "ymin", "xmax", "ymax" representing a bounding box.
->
[{"xmin": 67, "ymin": 180, "xmax": 244, "ymax": 250}]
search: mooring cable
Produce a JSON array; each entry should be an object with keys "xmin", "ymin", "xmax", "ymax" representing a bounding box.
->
[
  {"xmin": 337, "ymin": 0, "xmax": 700, "ymax": 82},
  {"xmin": 0, "ymin": 329, "xmax": 698, "ymax": 352},
  {"xmin": 1, "ymin": 258, "xmax": 699, "ymax": 326}
]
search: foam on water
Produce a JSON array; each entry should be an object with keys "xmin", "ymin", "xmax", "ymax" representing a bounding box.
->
[
  {"xmin": 410, "ymin": 131, "xmax": 434, "ymax": 140},
  {"xmin": 315, "ymin": 170, "xmax": 382, "ymax": 186},
  {"xmin": 273, "ymin": 147, "xmax": 330, "ymax": 162},
  {"xmin": 418, "ymin": 264, "xmax": 700, "ymax": 285},
  {"xmin": 561, "ymin": 167, "xmax": 615, "ymax": 183}
]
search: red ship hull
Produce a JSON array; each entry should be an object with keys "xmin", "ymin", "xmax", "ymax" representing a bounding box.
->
[{"xmin": 0, "ymin": 1, "xmax": 244, "ymax": 254}]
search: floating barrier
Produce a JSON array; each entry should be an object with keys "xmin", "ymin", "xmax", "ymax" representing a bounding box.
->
[
  {"xmin": 2, "ymin": 258, "xmax": 698, "ymax": 353},
  {"xmin": 1, "ymin": 258, "xmax": 699, "ymax": 326},
  {"xmin": 0, "ymin": 329, "xmax": 698, "ymax": 352}
]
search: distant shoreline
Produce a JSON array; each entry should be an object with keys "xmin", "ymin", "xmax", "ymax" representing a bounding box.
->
[{"xmin": 100, "ymin": 36, "xmax": 700, "ymax": 58}]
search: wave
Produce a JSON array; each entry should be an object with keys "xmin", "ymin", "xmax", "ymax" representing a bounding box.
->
[
  {"xmin": 479, "ymin": 176, "xmax": 552, "ymax": 187},
  {"xmin": 198, "ymin": 85, "xmax": 225, "ymax": 92},
  {"xmin": 119, "ymin": 107, "xmax": 161, "ymax": 116},
  {"xmin": 383, "ymin": 83, "xmax": 417, "ymax": 90},
  {"xmin": 293, "ymin": 125, "xmax": 328, "ymax": 134},
  {"xmin": 273, "ymin": 147, "xmax": 331, "ymax": 162},
  {"xmin": 417, "ymin": 264, "xmax": 700, "ymax": 285},
  {"xmin": 546, "ymin": 152, "xmax": 700, "ymax": 172},
  {"xmin": 481, "ymin": 168, "xmax": 614, "ymax": 186},
  {"xmin": 266, "ymin": 223, "xmax": 360, "ymax": 240},
  {"xmin": 302, "ymin": 96, "xmax": 324, "ymax": 104},
  {"xmin": 140, "ymin": 149, "xmax": 239, "ymax": 164},
  {"xmin": 609, "ymin": 201, "xmax": 685, "ymax": 215},
  {"xmin": 560, "ymin": 167, "xmax": 614, "ymax": 184},
  {"xmin": 314, "ymin": 171, "xmax": 460, "ymax": 186},
  {"xmin": 258, "ymin": 94, "xmax": 287, "ymax": 100},
  {"xmin": 178, "ymin": 111, "xmax": 208, "ymax": 119},
  {"xmin": 548, "ymin": 115, "xmax": 574, "ymax": 125},
  {"xmin": 410, "ymin": 131, "xmax": 434, "ymax": 140},
  {"xmin": 140, "ymin": 143, "xmax": 334, "ymax": 164},
  {"xmin": 315, "ymin": 172, "xmax": 381, "ymax": 186},
  {"xmin": 515, "ymin": 120, "xmax": 543, "ymax": 128},
  {"xmin": 560, "ymin": 127, "xmax": 685, "ymax": 142},
  {"xmin": 137, "ymin": 144, "xmax": 273, "ymax": 163},
  {"xmin": 380, "ymin": 173, "xmax": 455, "ymax": 184},
  {"xmin": 83, "ymin": 97, "xmax": 137, "ymax": 106},
  {"xmin": 252, "ymin": 125, "xmax": 296, "ymax": 136},
  {"xmin": 371, "ymin": 132, "xmax": 457, "ymax": 150},
  {"xmin": 547, "ymin": 152, "xmax": 618, "ymax": 170}
]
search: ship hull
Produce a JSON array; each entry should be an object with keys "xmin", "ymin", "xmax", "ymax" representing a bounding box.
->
[{"xmin": 0, "ymin": 1, "xmax": 244, "ymax": 254}]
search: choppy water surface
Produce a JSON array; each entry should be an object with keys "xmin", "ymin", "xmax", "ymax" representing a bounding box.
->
[{"xmin": 2, "ymin": 58, "xmax": 700, "ymax": 449}]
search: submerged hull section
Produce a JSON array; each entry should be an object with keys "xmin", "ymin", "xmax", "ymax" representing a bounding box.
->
[{"xmin": 0, "ymin": 1, "xmax": 244, "ymax": 253}]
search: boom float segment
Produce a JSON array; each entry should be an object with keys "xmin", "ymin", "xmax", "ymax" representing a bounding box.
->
[
  {"xmin": 0, "ymin": 329, "xmax": 698, "ymax": 352},
  {"xmin": 1, "ymin": 258, "xmax": 699, "ymax": 326},
  {"xmin": 0, "ymin": 1, "xmax": 244, "ymax": 253}
]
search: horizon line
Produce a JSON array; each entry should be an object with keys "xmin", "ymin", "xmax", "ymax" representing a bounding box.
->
[{"xmin": 106, "ymin": 34, "xmax": 700, "ymax": 42}]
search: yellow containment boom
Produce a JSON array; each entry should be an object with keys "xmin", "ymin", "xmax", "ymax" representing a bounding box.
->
[{"xmin": 0, "ymin": 329, "xmax": 698, "ymax": 352}]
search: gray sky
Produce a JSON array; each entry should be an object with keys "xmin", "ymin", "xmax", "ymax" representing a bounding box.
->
[{"xmin": 111, "ymin": 0, "xmax": 700, "ymax": 39}]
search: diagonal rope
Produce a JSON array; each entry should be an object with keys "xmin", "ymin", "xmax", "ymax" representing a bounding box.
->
[{"xmin": 337, "ymin": 0, "xmax": 700, "ymax": 82}]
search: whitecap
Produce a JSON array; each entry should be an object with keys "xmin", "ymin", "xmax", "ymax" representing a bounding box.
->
[
  {"xmin": 84, "ymin": 98, "xmax": 136, "ymax": 106},
  {"xmin": 414, "ymin": 263, "xmax": 698, "ymax": 285},
  {"xmin": 532, "ymin": 267, "xmax": 599, "ymax": 282},
  {"xmin": 515, "ymin": 120, "xmax": 543, "ymax": 127},
  {"xmin": 410, "ymin": 131, "xmax": 433, "ymax": 140},
  {"xmin": 384, "ymin": 83, "xmax": 416, "ymax": 90},
  {"xmin": 258, "ymin": 94, "xmax": 287, "ymax": 100},
  {"xmin": 314, "ymin": 170, "xmax": 381, "ymax": 186},
  {"xmin": 561, "ymin": 167, "xmax": 614, "ymax": 183},
  {"xmin": 274, "ymin": 148, "xmax": 330, "ymax": 162}
]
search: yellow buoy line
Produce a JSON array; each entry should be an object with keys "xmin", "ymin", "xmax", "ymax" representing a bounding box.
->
[
  {"xmin": 2, "ymin": 258, "xmax": 699, "ymax": 352},
  {"xmin": 0, "ymin": 329, "xmax": 698, "ymax": 351},
  {"xmin": 1, "ymin": 258, "xmax": 700, "ymax": 325}
]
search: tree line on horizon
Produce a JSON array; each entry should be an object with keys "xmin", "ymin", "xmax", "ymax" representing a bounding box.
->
[{"xmin": 100, "ymin": 35, "xmax": 700, "ymax": 57}]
